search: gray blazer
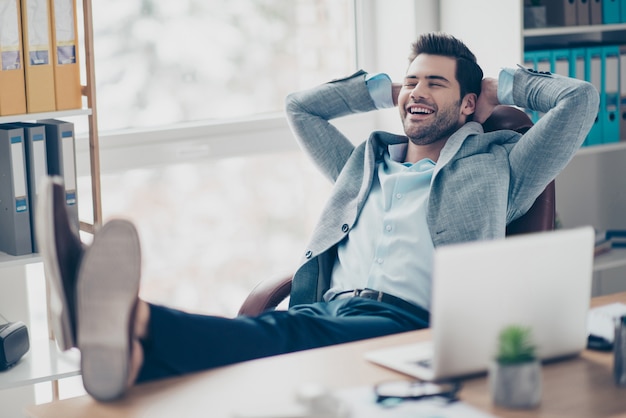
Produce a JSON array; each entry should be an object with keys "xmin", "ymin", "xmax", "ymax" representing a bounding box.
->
[{"xmin": 285, "ymin": 67, "xmax": 599, "ymax": 307}]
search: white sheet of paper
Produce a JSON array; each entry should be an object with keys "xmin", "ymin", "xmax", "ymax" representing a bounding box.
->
[{"xmin": 587, "ymin": 303, "xmax": 626, "ymax": 342}]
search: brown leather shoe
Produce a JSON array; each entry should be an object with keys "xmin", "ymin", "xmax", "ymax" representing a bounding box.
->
[
  {"xmin": 76, "ymin": 219, "xmax": 141, "ymax": 402},
  {"xmin": 36, "ymin": 176, "xmax": 83, "ymax": 351}
]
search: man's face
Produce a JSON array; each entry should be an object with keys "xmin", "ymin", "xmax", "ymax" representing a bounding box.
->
[{"xmin": 398, "ymin": 54, "xmax": 472, "ymax": 146}]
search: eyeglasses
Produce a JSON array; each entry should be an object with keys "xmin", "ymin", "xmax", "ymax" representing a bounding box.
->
[{"xmin": 374, "ymin": 380, "xmax": 461, "ymax": 405}]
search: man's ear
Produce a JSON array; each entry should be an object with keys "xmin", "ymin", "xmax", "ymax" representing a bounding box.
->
[{"xmin": 461, "ymin": 93, "xmax": 477, "ymax": 116}]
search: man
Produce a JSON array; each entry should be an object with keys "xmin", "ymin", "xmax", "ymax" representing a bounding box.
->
[{"xmin": 41, "ymin": 33, "xmax": 598, "ymax": 401}]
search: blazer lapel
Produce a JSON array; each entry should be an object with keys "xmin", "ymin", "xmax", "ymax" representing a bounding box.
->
[{"xmin": 432, "ymin": 121, "xmax": 484, "ymax": 182}]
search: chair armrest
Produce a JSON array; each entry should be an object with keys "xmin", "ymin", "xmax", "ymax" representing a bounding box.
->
[{"xmin": 237, "ymin": 275, "xmax": 293, "ymax": 316}]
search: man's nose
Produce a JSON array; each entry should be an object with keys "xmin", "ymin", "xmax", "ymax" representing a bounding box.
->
[{"xmin": 410, "ymin": 82, "xmax": 428, "ymax": 100}]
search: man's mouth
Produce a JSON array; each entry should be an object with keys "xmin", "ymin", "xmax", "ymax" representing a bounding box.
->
[{"xmin": 407, "ymin": 104, "xmax": 434, "ymax": 116}]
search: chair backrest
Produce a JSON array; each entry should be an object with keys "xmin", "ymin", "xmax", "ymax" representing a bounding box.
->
[{"xmin": 482, "ymin": 106, "xmax": 555, "ymax": 235}]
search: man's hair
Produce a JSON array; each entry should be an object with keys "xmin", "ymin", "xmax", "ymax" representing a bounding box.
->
[{"xmin": 409, "ymin": 32, "xmax": 483, "ymax": 99}]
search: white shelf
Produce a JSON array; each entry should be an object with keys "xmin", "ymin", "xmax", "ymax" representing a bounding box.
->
[
  {"xmin": 576, "ymin": 140, "xmax": 626, "ymax": 156},
  {"xmin": 594, "ymin": 248, "xmax": 626, "ymax": 272},
  {"xmin": 0, "ymin": 339, "xmax": 80, "ymax": 390},
  {"xmin": 0, "ymin": 252, "xmax": 41, "ymax": 268},
  {"xmin": 524, "ymin": 23, "xmax": 626, "ymax": 37},
  {"xmin": 0, "ymin": 109, "xmax": 92, "ymax": 124}
]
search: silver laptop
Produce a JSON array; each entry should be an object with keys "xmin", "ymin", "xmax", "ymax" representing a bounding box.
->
[{"xmin": 365, "ymin": 226, "xmax": 595, "ymax": 381}]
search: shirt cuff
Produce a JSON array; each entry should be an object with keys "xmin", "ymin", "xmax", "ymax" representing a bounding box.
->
[
  {"xmin": 497, "ymin": 68, "xmax": 516, "ymax": 106},
  {"xmin": 365, "ymin": 73, "xmax": 394, "ymax": 109}
]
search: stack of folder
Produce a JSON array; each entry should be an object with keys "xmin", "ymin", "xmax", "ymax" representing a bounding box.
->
[
  {"xmin": 524, "ymin": 44, "xmax": 625, "ymax": 146},
  {"xmin": 539, "ymin": 0, "xmax": 626, "ymax": 27},
  {"xmin": 0, "ymin": 0, "xmax": 82, "ymax": 117},
  {"xmin": 0, "ymin": 119, "xmax": 78, "ymax": 256}
]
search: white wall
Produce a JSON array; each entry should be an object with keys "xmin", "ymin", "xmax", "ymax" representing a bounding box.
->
[{"xmin": 440, "ymin": 0, "xmax": 523, "ymax": 78}]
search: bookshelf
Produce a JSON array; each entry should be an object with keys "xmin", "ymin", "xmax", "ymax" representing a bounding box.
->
[
  {"xmin": 439, "ymin": 0, "xmax": 626, "ymax": 295},
  {"xmin": 0, "ymin": 340, "xmax": 80, "ymax": 391},
  {"xmin": 0, "ymin": 0, "xmax": 101, "ymax": 412}
]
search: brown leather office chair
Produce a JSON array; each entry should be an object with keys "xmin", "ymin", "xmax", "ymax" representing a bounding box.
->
[{"xmin": 238, "ymin": 106, "xmax": 556, "ymax": 316}]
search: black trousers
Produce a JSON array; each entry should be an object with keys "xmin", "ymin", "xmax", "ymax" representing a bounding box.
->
[{"xmin": 136, "ymin": 297, "xmax": 429, "ymax": 383}]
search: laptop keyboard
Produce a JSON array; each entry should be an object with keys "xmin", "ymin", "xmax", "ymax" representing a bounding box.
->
[{"xmin": 416, "ymin": 358, "xmax": 433, "ymax": 369}]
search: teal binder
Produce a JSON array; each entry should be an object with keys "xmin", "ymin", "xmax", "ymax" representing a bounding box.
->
[
  {"xmin": 551, "ymin": 49, "xmax": 572, "ymax": 77},
  {"xmin": 38, "ymin": 119, "xmax": 79, "ymax": 233},
  {"xmin": 620, "ymin": 45, "xmax": 626, "ymax": 141},
  {"xmin": 585, "ymin": 47, "xmax": 604, "ymax": 146},
  {"xmin": 621, "ymin": 0, "xmax": 626, "ymax": 21},
  {"xmin": 603, "ymin": 0, "xmax": 621, "ymax": 23},
  {"xmin": 0, "ymin": 126, "xmax": 33, "ymax": 255},
  {"xmin": 524, "ymin": 50, "xmax": 552, "ymax": 123},
  {"xmin": 602, "ymin": 46, "xmax": 621, "ymax": 144},
  {"xmin": 8, "ymin": 122, "xmax": 47, "ymax": 252},
  {"xmin": 569, "ymin": 48, "xmax": 587, "ymax": 81}
]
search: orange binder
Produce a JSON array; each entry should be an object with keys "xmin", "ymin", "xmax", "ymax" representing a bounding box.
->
[
  {"xmin": 0, "ymin": 0, "xmax": 27, "ymax": 115},
  {"xmin": 21, "ymin": 0, "xmax": 56, "ymax": 113},
  {"xmin": 48, "ymin": 0, "xmax": 81, "ymax": 110}
]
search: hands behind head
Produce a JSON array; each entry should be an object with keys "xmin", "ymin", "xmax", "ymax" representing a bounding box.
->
[{"xmin": 473, "ymin": 78, "xmax": 499, "ymax": 124}]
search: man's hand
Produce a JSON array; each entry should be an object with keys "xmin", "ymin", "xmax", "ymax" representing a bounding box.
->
[
  {"xmin": 392, "ymin": 83, "xmax": 402, "ymax": 107},
  {"xmin": 473, "ymin": 78, "xmax": 499, "ymax": 124}
]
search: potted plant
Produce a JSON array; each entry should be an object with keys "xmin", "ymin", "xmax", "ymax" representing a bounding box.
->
[
  {"xmin": 524, "ymin": 0, "xmax": 547, "ymax": 28},
  {"xmin": 489, "ymin": 325, "xmax": 542, "ymax": 409}
]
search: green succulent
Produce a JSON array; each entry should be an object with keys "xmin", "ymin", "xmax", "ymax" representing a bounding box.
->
[{"xmin": 496, "ymin": 325, "xmax": 537, "ymax": 365}]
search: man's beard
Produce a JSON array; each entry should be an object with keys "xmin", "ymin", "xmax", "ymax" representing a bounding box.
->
[{"xmin": 404, "ymin": 100, "xmax": 462, "ymax": 146}]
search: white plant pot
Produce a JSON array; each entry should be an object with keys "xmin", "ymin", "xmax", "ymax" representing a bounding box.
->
[{"xmin": 489, "ymin": 360, "xmax": 542, "ymax": 409}]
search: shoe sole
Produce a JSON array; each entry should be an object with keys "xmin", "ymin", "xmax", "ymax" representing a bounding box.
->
[
  {"xmin": 77, "ymin": 219, "xmax": 141, "ymax": 402},
  {"xmin": 36, "ymin": 176, "xmax": 75, "ymax": 351}
]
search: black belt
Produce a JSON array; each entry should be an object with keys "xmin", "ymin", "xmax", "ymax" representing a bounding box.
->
[{"xmin": 331, "ymin": 289, "xmax": 430, "ymax": 323}]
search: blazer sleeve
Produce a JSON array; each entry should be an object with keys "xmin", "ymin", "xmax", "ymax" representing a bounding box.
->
[
  {"xmin": 284, "ymin": 70, "xmax": 379, "ymax": 183},
  {"xmin": 505, "ymin": 67, "xmax": 599, "ymax": 220}
]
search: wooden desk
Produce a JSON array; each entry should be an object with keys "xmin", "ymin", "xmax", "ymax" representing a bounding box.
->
[{"xmin": 25, "ymin": 293, "xmax": 626, "ymax": 418}]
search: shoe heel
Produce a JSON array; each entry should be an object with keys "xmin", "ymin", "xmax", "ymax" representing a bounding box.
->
[{"xmin": 81, "ymin": 345, "xmax": 129, "ymax": 401}]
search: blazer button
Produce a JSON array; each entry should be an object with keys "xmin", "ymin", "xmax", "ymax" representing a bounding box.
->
[
  {"xmin": 305, "ymin": 250, "xmax": 313, "ymax": 259},
  {"xmin": 341, "ymin": 224, "xmax": 349, "ymax": 233}
]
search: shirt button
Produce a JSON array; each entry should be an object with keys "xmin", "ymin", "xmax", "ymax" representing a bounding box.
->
[
  {"xmin": 305, "ymin": 250, "xmax": 313, "ymax": 259},
  {"xmin": 385, "ymin": 225, "xmax": 392, "ymax": 232},
  {"xmin": 396, "ymin": 193, "xmax": 402, "ymax": 199},
  {"xmin": 341, "ymin": 224, "xmax": 349, "ymax": 233},
  {"xmin": 377, "ymin": 258, "xmax": 384, "ymax": 264}
]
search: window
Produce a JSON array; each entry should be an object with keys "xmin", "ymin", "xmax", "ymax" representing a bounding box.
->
[
  {"xmin": 71, "ymin": 1, "xmax": 424, "ymax": 316},
  {"xmin": 90, "ymin": 0, "xmax": 355, "ymax": 131}
]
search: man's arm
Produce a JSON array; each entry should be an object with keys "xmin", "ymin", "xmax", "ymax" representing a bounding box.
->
[
  {"xmin": 285, "ymin": 71, "xmax": 379, "ymax": 183},
  {"xmin": 502, "ymin": 67, "xmax": 599, "ymax": 219}
]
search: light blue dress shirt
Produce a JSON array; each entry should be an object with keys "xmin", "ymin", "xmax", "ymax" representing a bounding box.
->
[
  {"xmin": 325, "ymin": 68, "xmax": 516, "ymax": 311},
  {"xmin": 326, "ymin": 155, "xmax": 436, "ymax": 310}
]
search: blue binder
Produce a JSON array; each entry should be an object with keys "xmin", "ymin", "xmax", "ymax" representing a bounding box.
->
[
  {"xmin": 602, "ymin": 46, "xmax": 621, "ymax": 144},
  {"xmin": 0, "ymin": 126, "xmax": 32, "ymax": 255},
  {"xmin": 603, "ymin": 0, "xmax": 621, "ymax": 23},
  {"xmin": 585, "ymin": 47, "xmax": 604, "ymax": 146}
]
